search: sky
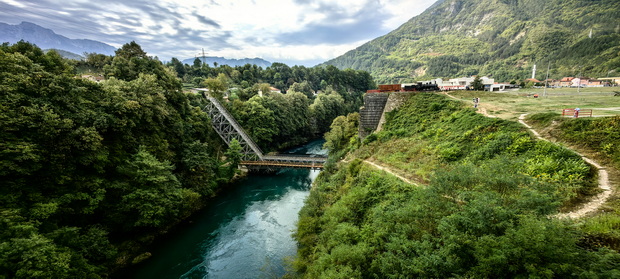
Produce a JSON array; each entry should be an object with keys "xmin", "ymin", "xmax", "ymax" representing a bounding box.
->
[{"xmin": 0, "ymin": 0, "xmax": 436, "ymax": 66}]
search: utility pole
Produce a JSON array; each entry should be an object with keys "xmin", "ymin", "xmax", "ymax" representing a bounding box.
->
[
  {"xmin": 544, "ymin": 61, "xmax": 550, "ymax": 98},
  {"xmin": 577, "ymin": 67, "xmax": 582, "ymax": 95}
]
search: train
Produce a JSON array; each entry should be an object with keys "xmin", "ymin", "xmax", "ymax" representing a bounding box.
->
[{"xmin": 367, "ymin": 82, "xmax": 439, "ymax": 93}]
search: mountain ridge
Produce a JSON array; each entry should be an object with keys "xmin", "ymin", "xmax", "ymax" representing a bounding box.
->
[
  {"xmin": 181, "ymin": 56, "xmax": 272, "ymax": 68},
  {"xmin": 322, "ymin": 0, "xmax": 620, "ymax": 83},
  {"xmin": 0, "ymin": 21, "xmax": 117, "ymax": 56}
]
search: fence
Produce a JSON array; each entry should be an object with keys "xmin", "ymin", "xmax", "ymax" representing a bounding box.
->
[{"xmin": 562, "ymin": 108, "xmax": 592, "ymax": 118}]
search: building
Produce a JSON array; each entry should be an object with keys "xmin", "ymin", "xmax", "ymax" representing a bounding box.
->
[
  {"xmin": 258, "ymin": 86, "xmax": 281, "ymax": 97},
  {"xmin": 599, "ymin": 77, "xmax": 620, "ymax": 86},
  {"xmin": 81, "ymin": 74, "xmax": 105, "ymax": 83},
  {"xmin": 488, "ymin": 83, "xmax": 519, "ymax": 92},
  {"xmin": 559, "ymin": 77, "xmax": 574, "ymax": 87},
  {"xmin": 585, "ymin": 79, "xmax": 604, "ymax": 87},
  {"xmin": 429, "ymin": 76, "xmax": 495, "ymax": 90},
  {"xmin": 525, "ymin": 78, "xmax": 541, "ymax": 84}
]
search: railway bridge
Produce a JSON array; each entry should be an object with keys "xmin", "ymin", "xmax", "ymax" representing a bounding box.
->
[{"xmin": 202, "ymin": 94, "xmax": 326, "ymax": 170}]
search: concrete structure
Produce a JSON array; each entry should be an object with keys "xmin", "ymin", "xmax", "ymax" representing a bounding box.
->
[{"xmin": 359, "ymin": 93, "xmax": 389, "ymax": 138}]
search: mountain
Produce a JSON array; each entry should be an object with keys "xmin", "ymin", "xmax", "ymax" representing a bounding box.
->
[
  {"xmin": 322, "ymin": 0, "xmax": 620, "ymax": 83},
  {"xmin": 45, "ymin": 49, "xmax": 84, "ymax": 60},
  {"xmin": 182, "ymin": 56, "xmax": 272, "ymax": 68},
  {"xmin": 0, "ymin": 21, "xmax": 116, "ymax": 56}
]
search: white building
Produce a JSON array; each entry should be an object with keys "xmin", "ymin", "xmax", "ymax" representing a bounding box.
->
[{"xmin": 426, "ymin": 76, "xmax": 495, "ymax": 90}]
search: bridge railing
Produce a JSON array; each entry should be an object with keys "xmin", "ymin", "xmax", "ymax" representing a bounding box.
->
[{"xmin": 263, "ymin": 155, "xmax": 327, "ymax": 164}]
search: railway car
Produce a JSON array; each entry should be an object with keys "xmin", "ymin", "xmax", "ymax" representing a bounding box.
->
[{"xmin": 368, "ymin": 82, "xmax": 438, "ymax": 93}]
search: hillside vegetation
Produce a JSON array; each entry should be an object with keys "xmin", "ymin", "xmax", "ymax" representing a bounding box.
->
[
  {"xmin": 0, "ymin": 41, "xmax": 373, "ymax": 278},
  {"xmin": 323, "ymin": 0, "xmax": 620, "ymax": 84},
  {"xmin": 292, "ymin": 92, "xmax": 620, "ymax": 278},
  {"xmin": 0, "ymin": 41, "xmax": 235, "ymax": 278},
  {"xmin": 80, "ymin": 49, "xmax": 375, "ymax": 151}
]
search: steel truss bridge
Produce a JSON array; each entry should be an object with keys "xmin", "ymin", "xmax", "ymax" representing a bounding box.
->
[{"xmin": 202, "ymin": 94, "xmax": 326, "ymax": 170}]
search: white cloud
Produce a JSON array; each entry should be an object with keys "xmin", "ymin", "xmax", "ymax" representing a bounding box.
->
[{"xmin": 1, "ymin": 0, "xmax": 438, "ymax": 65}]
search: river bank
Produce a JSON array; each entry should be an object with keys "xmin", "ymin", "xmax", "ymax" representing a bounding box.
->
[{"xmin": 115, "ymin": 140, "xmax": 325, "ymax": 278}]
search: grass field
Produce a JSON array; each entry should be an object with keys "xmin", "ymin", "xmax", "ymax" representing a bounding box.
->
[
  {"xmin": 445, "ymin": 87, "xmax": 620, "ymax": 120},
  {"xmin": 441, "ymin": 87, "xmax": 620, "ymax": 249}
]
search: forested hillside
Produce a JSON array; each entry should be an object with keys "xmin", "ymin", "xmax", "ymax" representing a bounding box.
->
[
  {"xmin": 293, "ymin": 93, "xmax": 620, "ymax": 277},
  {"xmin": 322, "ymin": 0, "xmax": 620, "ymax": 84},
  {"xmin": 0, "ymin": 41, "xmax": 233, "ymax": 277},
  {"xmin": 0, "ymin": 41, "xmax": 373, "ymax": 278}
]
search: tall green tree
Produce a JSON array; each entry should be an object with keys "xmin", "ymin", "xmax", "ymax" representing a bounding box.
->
[{"xmin": 471, "ymin": 75, "xmax": 484, "ymax": 90}]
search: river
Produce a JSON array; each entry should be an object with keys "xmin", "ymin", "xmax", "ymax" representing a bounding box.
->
[{"xmin": 120, "ymin": 140, "xmax": 326, "ymax": 279}]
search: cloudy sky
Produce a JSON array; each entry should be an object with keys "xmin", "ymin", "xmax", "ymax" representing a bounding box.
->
[{"xmin": 1, "ymin": 0, "xmax": 436, "ymax": 66}]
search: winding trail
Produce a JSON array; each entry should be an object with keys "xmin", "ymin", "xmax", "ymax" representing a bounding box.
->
[
  {"xmin": 358, "ymin": 92, "xmax": 614, "ymax": 219},
  {"xmin": 363, "ymin": 160, "xmax": 416, "ymax": 185},
  {"xmin": 518, "ymin": 114, "xmax": 612, "ymax": 219}
]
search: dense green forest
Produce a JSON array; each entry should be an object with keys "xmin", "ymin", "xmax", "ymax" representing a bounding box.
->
[
  {"xmin": 0, "ymin": 41, "xmax": 229, "ymax": 278},
  {"xmin": 322, "ymin": 0, "xmax": 620, "ymax": 84},
  {"xmin": 292, "ymin": 93, "xmax": 620, "ymax": 278},
  {"xmin": 81, "ymin": 49, "xmax": 375, "ymax": 151},
  {"xmin": 0, "ymin": 41, "xmax": 373, "ymax": 278}
]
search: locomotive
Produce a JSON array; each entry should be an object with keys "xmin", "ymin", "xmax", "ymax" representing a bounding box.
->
[{"xmin": 367, "ymin": 82, "xmax": 439, "ymax": 93}]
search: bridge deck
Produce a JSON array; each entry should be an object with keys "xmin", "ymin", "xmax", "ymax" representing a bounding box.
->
[{"xmin": 242, "ymin": 155, "xmax": 327, "ymax": 169}]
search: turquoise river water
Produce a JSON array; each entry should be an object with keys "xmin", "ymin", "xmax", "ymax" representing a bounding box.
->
[{"xmin": 120, "ymin": 140, "xmax": 326, "ymax": 279}]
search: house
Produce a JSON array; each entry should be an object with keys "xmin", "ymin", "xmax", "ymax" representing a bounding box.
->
[
  {"xmin": 544, "ymin": 79, "xmax": 560, "ymax": 87},
  {"xmin": 81, "ymin": 74, "xmax": 105, "ymax": 83},
  {"xmin": 258, "ymin": 86, "xmax": 281, "ymax": 97},
  {"xmin": 586, "ymin": 79, "xmax": 604, "ymax": 87},
  {"xmin": 488, "ymin": 83, "xmax": 517, "ymax": 92},
  {"xmin": 571, "ymin": 77, "xmax": 590, "ymax": 87},
  {"xmin": 599, "ymin": 77, "xmax": 620, "ymax": 86},
  {"xmin": 525, "ymin": 78, "xmax": 541, "ymax": 84},
  {"xmin": 429, "ymin": 76, "xmax": 495, "ymax": 90},
  {"xmin": 559, "ymin": 77, "xmax": 574, "ymax": 87}
]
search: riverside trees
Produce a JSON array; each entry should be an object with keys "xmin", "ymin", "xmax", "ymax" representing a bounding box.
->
[
  {"xmin": 164, "ymin": 54, "xmax": 373, "ymax": 151},
  {"xmin": 0, "ymin": 42, "xmax": 235, "ymax": 278}
]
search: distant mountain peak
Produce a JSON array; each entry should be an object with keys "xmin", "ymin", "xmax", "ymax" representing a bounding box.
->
[
  {"xmin": 181, "ymin": 56, "xmax": 272, "ymax": 68},
  {"xmin": 0, "ymin": 21, "xmax": 116, "ymax": 56}
]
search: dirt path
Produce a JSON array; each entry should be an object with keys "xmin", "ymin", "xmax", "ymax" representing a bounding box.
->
[
  {"xmin": 357, "ymin": 93, "xmax": 613, "ymax": 219},
  {"xmin": 443, "ymin": 92, "xmax": 496, "ymax": 118},
  {"xmin": 363, "ymin": 160, "xmax": 416, "ymax": 185},
  {"xmin": 518, "ymin": 114, "xmax": 612, "ymax": 219}
]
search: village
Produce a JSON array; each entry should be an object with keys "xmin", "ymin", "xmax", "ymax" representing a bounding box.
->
[{"xmin": 419, "ymin": 75, "xmax": 620, "ymax": 92}]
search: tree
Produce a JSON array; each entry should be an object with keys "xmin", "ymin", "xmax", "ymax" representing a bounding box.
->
[
  {"xmin": 116, "ymin": 146, "xmax": 188, "ymax": 227},
  {"xmin": 169, "ymin": 57, "xmax": 186, "ymax": 77},
  {"xmin": 201, "ymin": 77, "xmax": 226, "ymax": 99},
  {"xmin": 193, "ymin": 58, "xmax": 202, "ymax": 68},
  {"xmin": 471, "ymin": 76, "xmax": 484, "ymax": 91},
  {"xmin": 288, "ymin": 81, "xmax": 315, "ymax": 99},
  {"xmin": 224, "ymin": 139, "xmax": 242, "ymax": 177},
  {"xmin": 114, "ymin": 41, "xmax": 147, "ymax": 59},
  {"xmin": 324, "ymin": 113, "xmax": 360, "ymax": 154}
]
